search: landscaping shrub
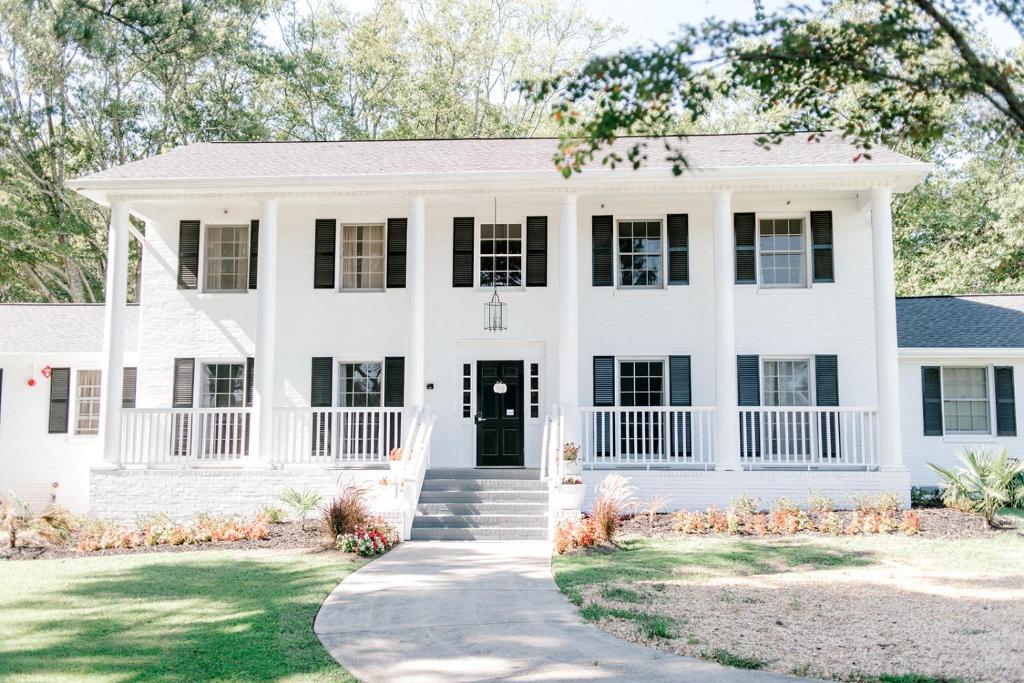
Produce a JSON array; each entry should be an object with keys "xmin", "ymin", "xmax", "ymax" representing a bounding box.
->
[
  {"xmin": 806, "ymin": 491, "xmax": 835, "ymax": 515},
  {"xmin": 910, "ymin": 486, "xmax": 944, "ymax": 508},
  {"xmin": 641, "ymin": 495, "xmax": 667, "ymax": 533},
  {"xmin": 929, "ymin": 448, "xmax": 1024, "ymax": 526},
  {"xmin": 591, "ymin": 474, "xmax": 637, "ymax": 543},
  {"xmin": 322, "ymin": 483, "xmax": 370, "ymax": 538},
  {"xmin": 259, "ymin": 505, "xmax": 287, "ymax": 524},
  {"xmin": 35, "ymin": 505, "xmax": 77, "ymax": 546},
  {"xmin": 77, "ymin": 519, "xmax": 137, "ymax": 551},
  {"xmin": 337, "ymin": 516, "xmax": 400, "ymax": 556},
  {"xmin": 706, "ymin": 507, "xmax": 729, "ymax": 533},
  {"xmin": 278, "ymin": 487, "xmax": 323, "ymax": 530},
  {"xmin": 77, "ymin": 513, "xmax": 270, "ymax": 552},
  {"xmin": 729, "ymin": 493, "xmax": 759, "ymax": 515},
  {"xmin": 675, "ymin": 511, "xmax": 707, "ymax": 534},
  {"xmin": 554, "ymin": 516, "xmax": 598, "ymax": 554}
]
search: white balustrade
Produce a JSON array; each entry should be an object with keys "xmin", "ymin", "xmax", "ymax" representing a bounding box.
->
[
  {"xmin": 271, "ymin": 407, "xmax": 404, "ymax": 466},
  {"xmin": 119, "ymin": 408, "xmax": 252, "ymax": 466},
  {"xmin": 578, "ymin": 407, "xmax": 716, "ymax": 467},
  {"xmin": 737, "ymin": 407, "xmax": 878, "ymax": 468}
]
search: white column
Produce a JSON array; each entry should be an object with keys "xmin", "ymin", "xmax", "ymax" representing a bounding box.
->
[
  {"xmin": 408, "ymin": 196, "xmax": 427, "ymax": 408},
  {"xmin": 712, "ymin": 190, "xmax": 740, "ymax": 470},
  {"xmin": 250, "ymin": 198, "xmax": 279, "ymax": 467},
  {"xmin": 871, "ymin": 187, "xmax": 904, "ymax": 469},
  {"xmin": 98, "ymin": 201, "xmax": 131, "ymax": 466},
  {"xmin": 559, "ymin": 194, "xmax": 580, "ymax": 439}
]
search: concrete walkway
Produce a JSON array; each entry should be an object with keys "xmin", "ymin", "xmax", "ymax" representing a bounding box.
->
[{"xmin": 314, "ymin": 541, "xmax": 802, "ymax": 682}]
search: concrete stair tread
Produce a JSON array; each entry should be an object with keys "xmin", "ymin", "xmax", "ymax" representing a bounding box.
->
[
  {"xmin": 417, "ymin": 502, "xmax": 548, "ymax": 515},
  {"xmin": 421, "ymin": 479, "xmax": 548, "ymax": 491},
  {"xmin": 409, "ymin": 527, "xmax": 549, "ymax": 541},
  {"xmin": 417, "ymin": 490, "xmax": 548, "ymax": 503},
  {"xmin": 425, "ymin": 468, "xmax": 541, "ymax": 480},
  {"xmin": 412, "ymin": 514, "xmax": 548, "ymax": 528}
]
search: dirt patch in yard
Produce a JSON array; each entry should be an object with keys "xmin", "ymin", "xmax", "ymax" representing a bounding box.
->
[{"xmin": 0, "ymin": 522, "xmax": 335, "ymax": 561}]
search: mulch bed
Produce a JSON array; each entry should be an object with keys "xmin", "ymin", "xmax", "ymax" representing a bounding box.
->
[
  {"xmin": 0, "ymin": 522, "xmax": 336, "ymax": 561},
  {"xmin": 617, "ymin": 507, "xmax": 1018, "ymax": 540}
]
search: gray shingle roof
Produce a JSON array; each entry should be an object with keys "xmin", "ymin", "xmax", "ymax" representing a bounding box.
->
[
  {"xmin": 897, "ymin": 295, "xmax": 1024, "ymax": 348},
  {"xmin": 72, "ymin": 133, "xmax": 923, "ymax": 183},
  {"xmin": 0, "ymin": 304, "xmax": 138, "ymax": 354}
]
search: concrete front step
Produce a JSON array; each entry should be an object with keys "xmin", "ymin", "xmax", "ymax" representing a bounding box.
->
[
  {"xmin": 417, "ymin": 502, "xmax": 549, "ymax": 516},
  {"xmin": 420, "ymin": 478, "xmax": 548, "ymax": 492},
  {"xmin": 425, "ymin": 468, "xmax": 541, "ymax": 480},
  {"xmin": 409, "ymin": 527, "xmax": 549, "ymax": 541},
  {"xmin": 412, "ymin": 514, "xmax": 548, "ymax": 529},
  {"xmin": 416, "ymin": 490, "xmax": 549, "ymax": 503}
]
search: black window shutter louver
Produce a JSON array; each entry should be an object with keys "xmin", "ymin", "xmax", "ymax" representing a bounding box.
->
[
  {"xmin": 310, "ymin": 357, "xmax": 333, "ymax": 407},
  {"xmin": 592, "ymin": 215, "xmax": 613, "ymax": 286},
  {"xmin": 734, "ymin": 213, "xmax": 756, "ymax": 284},
  {"xmin": 172, "ymin": 358, "xmax": 195, "ymax": 408},
  {"xmin": 248, "ymin": 219, "xmax": 259, "ymax": 290},
  {"xmin": 177, "ymin": 220, "xmax": 200, "ymax": 290},
  {"xmin": 593, "ymin": 356, "xmax": 615, "ymax": 407},
  {"xmin": 921, "ymin": 366, "xmax": 943, "ymax": 436},
  {"xmin": 810, "ymin": 211, "xmax": 834, "ymax": 283},
  {"xmin": 245, "ymin": 357, "xmax": 255, "ymax": 408},
  {"xmin": 384, "ymin": 357, "xmax": 405, "ymax": 407},
  {"xmin": 452, "ymin": 217, "xmax": 474, "ymax": 287},
  {"xmin": 526, "ymin": 216, "xmax": 548, "ymax": 287},
  {"xmin": 48, "ymin": 367, "xmax": 71, "ymax": 434},
  {"xmin": 995, "ymin": 366, "xmax": 1017, "ymax": 436},
  {"xmin": 667, "ymin": 214, "xmax": 689, "ymax": 285},
  {"xmin": 313, "ymin": 219, "xmax": 337, "ymax": 289},
  {"xmin": 814, "ymin": 355, "xmax": 840, "ymax": 458},
  {"xmin": 122, "ymin": 367, "xmax": 138, "ymax": 409},
  {"xmin": 386, "ymin": 218, "xmax": 407, "ymax": 289},
  {"xmin": 736, "ymin": 355, "xmax": 760, "ymax": 458},
  {"xmin": 669, "ymin": 355, "xmax": 693, "ymax": 458}
]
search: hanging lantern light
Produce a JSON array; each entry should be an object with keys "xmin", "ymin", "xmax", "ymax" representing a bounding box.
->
[{"xmin": 484, "ymin": 196, "xmax": 508, "ymax": 332}]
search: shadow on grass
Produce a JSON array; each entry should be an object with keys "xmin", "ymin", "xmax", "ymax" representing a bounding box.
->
[
  {"xmin": 553, "ymin": 537, "xmax": 877, "ymax": 592},
  {"xmin": 0, "ymin": 553, "xmax": 358, "ymax": 682}
]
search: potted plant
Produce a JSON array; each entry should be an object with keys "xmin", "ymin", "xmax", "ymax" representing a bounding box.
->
[
  {"xmin": 557, "ymin": 476, "xmax": 586, "ymax": 511},
  {"xmin": 388, "ymin": 447, "xmax": 403, "ymax": 473},
  {"xmin": 561, "ymin": 442, "xmax": 581, "ymax": 476}
]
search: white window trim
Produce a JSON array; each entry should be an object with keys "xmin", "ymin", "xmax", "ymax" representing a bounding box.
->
[
  {"xmin": 71, "ymin": 368, "xmax": 102, "ymax": 438},
  {"xmin": 615, "ymin": 356, "xmax": 669, "ymax": 407},
  {"xmin": 461, "ymin": 362, "xmax": 474, "ymax": 422},
  {"xmin": 614, "ymin": 217, "xmax": 667, "ymax": 291},
  {"xmin": 760, "ymin": 356, "xmax": 816, "ymax": 407},
  {"xmin": 529, "ymin": 361, "xmax": 541, "ymax": 420},
  {"xmin": 939, "ymin": 365, "xmax": 997, "ymax": 440},
  {"xmin": 338, "ymin": 222, "xmax": 387, "ymax": 293},
  {"xmin": 333, "ymin": 358, "xmax": 386, "ymax": 408},
  {"xmin": 475, "ymin": 215, "xmax": 528, "ymax": 291},
  {"xmin": 755, "ymin": 212, "xmax": 813, "ymax": 291},
  {"xmin": 195, "ymin": 358, "xmax": 248, "ymax": 409},
  {"xmin": 200, "ymin": 223, "xmax": 251, "ymax": 295}
]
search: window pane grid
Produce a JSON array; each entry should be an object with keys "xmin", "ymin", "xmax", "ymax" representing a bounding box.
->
[
  {"xmin": 75, "ymin": 370, "xmax": 102, "ymax": 435},
  {"xmin": 201, "ymin": 364, "xmax": 245, "ymax": 408},
  {"xmin": 341, "ymin": 224, "xmax": 385, "ymax": 290},
  {"xmin": 759, "ymin": 218, "xmax": 806, "ymax": 287},
  {"xmin": 618, "ymin": 220, "xmax": 662, "ymax": 288},
  {"xmin": 943, "ymin": 367, "xmax": 990, "ymax": 433},
  {"xmin": 619, "ymin": 360, "xmax": 664, "ymax": 407},
  {"xmin": 763, "ymin": 360, "xmax": 811, "ymax": 407},
  {"xmin": 204, "ymin": 225, "xmax": 249, "ymax": 291},
  {"xmin": 340, "ymin": 362, "xmax": 382, "ymax": 407},
  {"xmin": 480, "ymin": 223, "xmax": 522, "ymax": 287}
]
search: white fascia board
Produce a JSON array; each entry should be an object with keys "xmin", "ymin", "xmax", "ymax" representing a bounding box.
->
[{"xmin": 899, "ymin": 347, "xmax": 1024, "ymax": 360}]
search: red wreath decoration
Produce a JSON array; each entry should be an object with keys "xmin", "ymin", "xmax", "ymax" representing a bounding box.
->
[
  {"xmin": 41, "ymin": 365, "xmax": 52, "ymax": 379},
  {"xmin": 27, "ymin": 378, "xmax": 37, "ymax": 387}
]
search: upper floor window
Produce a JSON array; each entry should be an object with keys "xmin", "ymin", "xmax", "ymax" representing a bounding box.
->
[
  {"xmin": 942, "ymin": 367, "xmax": 990, "ymax": 434},
  {"xmin": 763, "ymin": 358, "xmax": 811, "ymax": 406},
  {"xmin": 200, "ymin": 363, "xmax": 246, "ymax": 407},
  {"xmin": 619, "ymin": 360, "xmax": 664, "ymax": 406},
  {"xmin": 75, "ymin": 370, "xmax": 101, "ymax": 435},
  {"xmin": 339, "ymin": 361, "xmax": 383, "ymax": 407},
  {"xmin": 618, "ymin": 220, "xmax": 662, "ymax": 288},
  {"xmin": 480, "ymin": 223, "xmax": 522, "ymax": 287},
  {"xmin": 759, "ymin": 218, "xmax": 806, "ymax": 287},
  {"xmin": 204, "ymin": 225, "xmax": 249, "ymax": 292},
  {"xmin": 341, "ymin": 224, "xmax": 385, "ymax": 291}
]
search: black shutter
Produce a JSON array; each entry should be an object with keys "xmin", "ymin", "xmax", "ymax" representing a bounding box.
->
[
  {"xmin": 814, "ymin": 355, "xmax": 840, "ymax": 458},
  {"xmin": 386, "ymin": 218, "xmax": 407, "ymax": 289},
  {"xmin": 122, "ymin": 367, "xmax": 138, "ymax": 409},
  {"xmin": 593, "ymin": 356, "xmax": 615, "ymax": 407},
  {"xmin": 384, "ymin": 357, "xmax": 405, "ymax": 407},
  {"xmin": 248, "ymin": 219, "xmax": 259, "ymax": 290},
  {"xmin": 314, "ymin": 219, "xmax": 337, "ymax": 289},
  {"xmin": 921, "ymin": 366, "xmax": 943, "ymax": 436},
  {"xmin": 737, "ymin": 355, "xmax": 760, "ymax": 459},
  {"xmin": 810, "ymin": 211, "xmax": 834, "ymax": 283},
  {"xmin": 245, "ymin": 357, "xmax": 255, "ymax": 408},
  {"xmin": 667, "ymin": 214, "xmax": 689, "ymax": 285},
  {"xmin": 592, "ymin": 215, "xmax": 613, "ymax": 286},
  {"xmin": 452, "ymin": 217, "xmax": 474, "ymax": 287},
  {"xmin": 734, "ymin": 213, "xmax": 756, "ymax": 284},
  {"xmin": 172, "ymin": 358, "xmax": 195, "ymax": 408},
  {"xmin": 526, "ymin": 216, "xmax": 548, "ymax": 287},
  {"xmin": 177, "ymin": 220, "xmax": 200, "ymax": 290},
  {"xmin": 669, "ymin": 355, "xmax": 692, "ymax": 458},
  {"xmin": 995, "ymin": 366, "xmax": 1017, "ymax": 436},
  {"xmin": 311, "ymin": 357, "xmax": 333, "ymax": 407},
  {"xmin": 47, "ymin": 367, "xmax": 70, "ymax": 434}
]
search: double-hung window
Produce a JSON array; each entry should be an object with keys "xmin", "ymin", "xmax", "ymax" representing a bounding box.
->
[
  {"xmin": 200, "ymin": 363, "xmax": 246, "ymax": 408},
  {"xmin": 941, "ymin": 367, "xmax": 990, "ymax": 434},
  {"xmin": 762, "ymin": 358, "xmax": 813, "ymax": 457},
  {"xmin": 340, "ymin": 224, "xmax": 385, "ymax": 290},
  {"xmin": 759, "ymin": 218, "xmax": 806, "ymax": 287},
  {"xmin": 198, "ymin": 362, "xmax": 247, "ymax": 457},
  {"xmin": 204, "ymin": 225, "xmax": 249, "ymax": 292},
  {"xmin": 762, "ymin": 359, "xmax": 811, "ymax": 407},
  {"xmin": 339, "ymin": 362, "xmax": 383, "ymax": 407},
  {"xmin": 617, "ymin": 220, "xmax": 663, "ymax": 288},
  {"xmin": 75, "ymin": 370, "xmax": 102, "ymax": 435},
  {"xmin": 480, "ymin": 223, "xmax": 522, "ymax": 287}
]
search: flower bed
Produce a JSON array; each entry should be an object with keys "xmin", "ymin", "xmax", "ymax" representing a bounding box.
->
[
  {"xmin": 337, "ymin": 516, "xmax": 401, "ymax": 556},
  {"xmin": 77, "ymin": 513, "xmax": 271, "ymax": 551}
]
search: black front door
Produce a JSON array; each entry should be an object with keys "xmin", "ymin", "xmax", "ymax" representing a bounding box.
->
[{"xmin": 475, "ymin": 361, "xmax": 524, "ymax": 467}]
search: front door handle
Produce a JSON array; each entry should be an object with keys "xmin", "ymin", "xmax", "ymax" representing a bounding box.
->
[{"xmin": 474, "ymin": 412, "xmax": 487, "ymax": 424}]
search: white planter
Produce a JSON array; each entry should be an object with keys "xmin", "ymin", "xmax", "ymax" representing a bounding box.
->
[
  {"xmin": 557, "ymin": 483, "xmax": 585, "ymax": 511},
  {"xmin": 562, "ymin": 459, "xmax": 581, "ymax": 476}
]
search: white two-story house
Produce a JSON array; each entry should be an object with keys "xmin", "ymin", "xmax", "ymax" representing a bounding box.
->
[{"xmin": 3, "ymin": 134, "xmax": 1019, "ymax": 538}]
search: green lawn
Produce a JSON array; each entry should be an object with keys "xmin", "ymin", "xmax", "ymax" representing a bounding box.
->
[{"xmin": 0, "ymin": 549, "xmax": 364, "ymax": 682}]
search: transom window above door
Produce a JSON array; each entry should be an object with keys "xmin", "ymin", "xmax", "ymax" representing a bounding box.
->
[
  {"xmin": 480, "ymin": 223, "xmax": 523, "ymax": 287},
  {"xmin": 339, "ymin": 362, "xmax": 383, "ymax": 407},
  {"xmin": 763, "ymin": 359, "xmax": 811, "ymax": 406},
  {"xmin": 619, "ymin": 360, "xmax": 665, "ymax": 406},
  {"xmin": 200, "ymin": 363, "xmax": 246, "ymax": 407},
  {"xmin": 204, "ymin": 225, "xmax": 250, "ymax": 292},
  {"xmin": 341, "ymin": 224, "xmax": 385, "ymax": 290},
  {"xmin": 617, "ymin": 220, "xmax": 663, "ymax": 288},
  {"xmin": 759, "ymin": 218, "xmax": 807, "ymax": 287}
]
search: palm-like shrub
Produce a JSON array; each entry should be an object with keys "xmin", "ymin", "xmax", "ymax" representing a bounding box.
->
[
  {"xmin": 591, "ymin": 474, "xmax": 637, "ymax": 543},
  {"xmin": 279, "ymin": 487, "xmax": 323, "ymax": 530},
  {"xmin": 928, "ymin": 449, "xmax": 1024, "ymax": 527}
]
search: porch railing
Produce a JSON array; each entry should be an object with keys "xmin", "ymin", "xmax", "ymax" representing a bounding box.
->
[
  {"xmin": 120, "ymin": 408, "xmax": 252, "ymax": 466},
  {"xmin": 579, "ymin": 407, "xmax": 716, "ymax": 468},
  {"xmin": 738, "ymin": 407, "xmax": 878, "ymax": 468},
  {"xmin": 270, "ymin": 407, "xmax": 403, "ymax": 466}
]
